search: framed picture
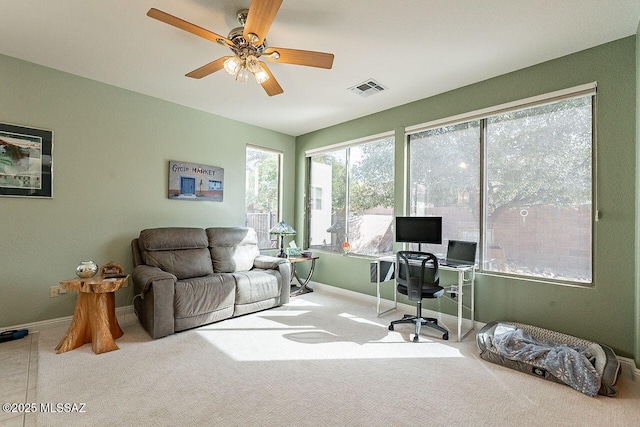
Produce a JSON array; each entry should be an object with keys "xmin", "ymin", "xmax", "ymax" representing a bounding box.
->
[
  {"xmin": 0, "ymin": 122, "xmax": 53, "ymax": 198},
  {"xmin": 168, "ymin": 160, "xmax": 224, "ymax": 202}
]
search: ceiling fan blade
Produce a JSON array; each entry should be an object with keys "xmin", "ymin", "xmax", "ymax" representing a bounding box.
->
[
  {"xmin": 186, "ymin": 57, "xmax": 230, "ymax": 79},
  {"xmin": 259, "ymin": 62, "xmax": 283, "ymax": 96},
  {"xmin": 263, "ymin": 47, "xmax": 334, "ymax": 69},
  {"xmin": 147, "ymin": 8, "xmax": 234, "ymax": 48},
  {"xmin": 243, "ymin": 0, "xmax": 283, "ymax": 46}
]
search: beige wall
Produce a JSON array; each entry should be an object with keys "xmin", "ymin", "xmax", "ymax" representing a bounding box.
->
[{"xmin": 0, "ymin": 54, "xmax": 295, "ymax": 327}]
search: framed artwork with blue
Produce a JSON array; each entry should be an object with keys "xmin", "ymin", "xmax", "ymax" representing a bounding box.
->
[
  {"xmin": 168, "ymin": 160, "xmax": 224, "ymax": 202},
  {"xmin": 0, "ymin": 122, "xmax": 53, "ymax": 198}
]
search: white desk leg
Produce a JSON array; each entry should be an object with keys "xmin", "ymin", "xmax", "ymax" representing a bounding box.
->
[
  {"xmin": 470, "ymin": 268, "xmax": 475, "ymax": 333},
  {"xmin": 376, "ymin": 259, "xmax": 397, "ymax": 317},
  {"xmin": 457, "ymin": 270, "xmax": 463, "ymax": 341},
  {"xmin": 376, "ymin": 259, "xmax": 382, "ymax": 315}
]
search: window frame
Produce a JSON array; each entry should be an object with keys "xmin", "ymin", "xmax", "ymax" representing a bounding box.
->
[
  {"xmin": 305, "ymin": 131, "xmax": 395, "ymax": 257},
  {"xmin": 245, "ymin": 144, "xmax": 283, "ymax": 250},
  {"xmin": 405, "ymin": 83, "xmax": 597, "ymax": 287}
]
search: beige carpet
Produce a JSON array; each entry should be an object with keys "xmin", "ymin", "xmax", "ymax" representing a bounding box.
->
[{"xmin": 37, "ymin": 289, "xmax": 640, "ymax": 426}]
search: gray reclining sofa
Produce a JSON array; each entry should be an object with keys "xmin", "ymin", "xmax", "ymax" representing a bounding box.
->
[{"xmin": 131, "ymin": 227, "xmax": 291, "ymax": 339}]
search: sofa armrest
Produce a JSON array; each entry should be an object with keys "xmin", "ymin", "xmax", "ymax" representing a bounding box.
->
[
  {"xmin": 132, "ymin": 265, "xmax": 177, "ymax": 339},
  {"xmin": 132, "ymin": 265, "xmax": 177, "ymax": 294},
  {"xmin": 254, "ymin": 255, "xmax": 291, "ymax": 305},
  {"xmin": 253, "ymin": 255, "xmax": 288, "ymax": 270}
]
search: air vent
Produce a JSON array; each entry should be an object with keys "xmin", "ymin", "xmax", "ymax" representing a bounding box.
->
[{"xmin": 348, "ymin": 79, "xmax": 387, "ymax": 97}]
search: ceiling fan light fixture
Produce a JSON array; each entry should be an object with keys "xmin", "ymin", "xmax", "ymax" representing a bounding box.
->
[
  {"xmin": 254, "ymin": 66, "xmax": 269, "ymax": 84},
  {"xmin": 245, "ymin": 55, "xmax": 260, "ymax": 73},
  {"xmin": 235, "ymin": 66, "xmax": 251, "ymax": 84},
  {"xmin": 224, "ymin": 55, "xmax": 242, "ymax": 75}
]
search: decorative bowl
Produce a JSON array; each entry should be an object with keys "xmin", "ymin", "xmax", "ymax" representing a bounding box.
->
[{"xmin": 76, "ymin": 260, "xmax": 98, "ymax": 278}]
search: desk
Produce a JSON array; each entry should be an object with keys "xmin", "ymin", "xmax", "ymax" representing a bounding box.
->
[
  {"xmin": 289, "ymin": 256, "xmax": 319, "ymax": 295},
  {"xmin": 373, "ymin": 256, "xmax": 475, "ymax": 341},
  {"xmin": 55, "ymin": 275, "xmax": 128, "ymax": 354}
]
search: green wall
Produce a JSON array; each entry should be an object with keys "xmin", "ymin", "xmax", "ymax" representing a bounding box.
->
[
  {"xmin": 635, "ymin": 20, "xmax": 640, "ymax": 367},
  {"xmin": 295, "ymin": 36, "xmax": 637, "ymax": 359},
  {"xmin": 1, "ymin": 34, "xmax": 637, "ymax": 362},
  {"xmin": 0, "ymin": 54, "xmax": 295, "ymax": 327}
]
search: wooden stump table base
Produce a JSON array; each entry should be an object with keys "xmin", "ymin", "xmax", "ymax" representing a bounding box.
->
[{"xmin": 56, "ymin": 275, "xmax": 128, "ymax": 355}]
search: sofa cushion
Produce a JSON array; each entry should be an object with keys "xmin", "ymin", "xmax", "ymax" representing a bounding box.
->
[
  {"xmin": 139, "ymin": 228, "xmax": 213, "ymax": 279},
  {"xmin": 140, "ymin": 227, "xmax": 209, "ymax": 251},
  {"xmin": 207, "ymin": 227, "xmax": 260, "ymax": 273},
  {"xmin": 144, "ymin": 248, "xmax": 213, "ymax": 280},
  {"xmin": 232, "ymin": 269, "xmax": 282, "ymax": 305},
  {"xmin": 174, "ymin": 274, "xmax": 236, "ymax": 319}
]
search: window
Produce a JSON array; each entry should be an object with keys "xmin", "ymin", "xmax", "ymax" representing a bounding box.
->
[
  {"xmin": 245, "ymin": 146, "xmax": 282, "ymax": 250},
  {"xmin": 307, "ymin": 135, "xmax": 395, "ymax": 256},
  {"xmin": 408, "ymin": 121, "xmax": 481, "ymax": 253},
  {"xmin": 408, "ymin": 88, "xmax": 594, "ymax": 284},
  {"xmin": 485, "ymin": 97, "xmax": 593, "ymax": 282},
  {"xmin": 310, "ymin": 187, "xmax": 323, "ymax": 210}
]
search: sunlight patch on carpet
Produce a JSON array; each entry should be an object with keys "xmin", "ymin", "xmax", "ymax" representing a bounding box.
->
[{"xmin": 194, "ymin": 306, "xmax": 464, "ymax": 362}]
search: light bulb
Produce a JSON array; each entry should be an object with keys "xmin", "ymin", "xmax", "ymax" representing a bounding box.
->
[
  {"xmin": 223, "ymin": 56, "xmax": 242, "ymax": 75},
  {"xmin": 235, "ymin": 66, "xmax": 250, "ymax": 84},
  {"xmin": 254, "ymin": 65, "xmax": 269, "ymax": 84},
  {"xmin": 245, "ymin": 55, "xmax": 260, "ymax": 73}
]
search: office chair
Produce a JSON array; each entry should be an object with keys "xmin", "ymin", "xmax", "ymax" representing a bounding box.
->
[{"xmin": 388, "ymin": 251, "xmax": 449, "ymax": 342}]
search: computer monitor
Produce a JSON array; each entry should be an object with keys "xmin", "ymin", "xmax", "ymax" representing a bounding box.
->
[{"xmin": 395, "ymin": 216, "xmax": 442, "ymax": 245}]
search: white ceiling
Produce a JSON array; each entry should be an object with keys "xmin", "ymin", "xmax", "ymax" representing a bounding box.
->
[{"xmin": 1, "ymin": 1, "xmax": 639, "ymax": 136}]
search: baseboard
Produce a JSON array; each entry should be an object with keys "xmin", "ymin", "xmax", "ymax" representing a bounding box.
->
[
  {"xmin": 310, "ymin": 281, "xmax": 640, "ymax": 375},
  {"xmin": 2, "ymin": 305, "xmax": 136, "ymax": 333},
  {"xmin": 618, "ymin": 357, "xmax": 640, "ymax": 378}
]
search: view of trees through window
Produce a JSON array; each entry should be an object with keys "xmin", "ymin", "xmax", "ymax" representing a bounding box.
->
[
  {"xmin": 408, "ymin": 121, "xmax": 480, "ymax": 255},
  {"xmin": 408, "ymin": 95, "xmax": 593, "ymax": 283},
  {"xmin": 245, "ymin": 146, "xmax": 281, "ymax": 249},
  {"xmin": 308, "ymin": 137, "xmax": 394, "ymax": 256}
]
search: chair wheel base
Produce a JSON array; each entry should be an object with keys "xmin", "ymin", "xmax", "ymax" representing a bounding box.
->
[
  {"xmin": 443, "ymin": 333, "xmax": 449, "ymax": 340},
  {"xmin": 388, "ymin": 325, "xmax": 394, "ymax": 331},
  {"xmin": 413, "ymin": 335, "xmax": 419, "ymax": 343}
]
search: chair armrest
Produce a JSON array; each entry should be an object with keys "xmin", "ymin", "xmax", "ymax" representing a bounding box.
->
[{"xmin": 132, "ymin": 265, "xmax": 177, "ymax": 294}]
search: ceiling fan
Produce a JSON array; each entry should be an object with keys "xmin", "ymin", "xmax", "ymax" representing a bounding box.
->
[{"xmin": 147, "ymin": 0, "xmax": 334, "ymax": 96}]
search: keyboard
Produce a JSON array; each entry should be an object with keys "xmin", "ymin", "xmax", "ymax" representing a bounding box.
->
[{"xmin": 441, "ymin": 262, "xmax": 473, "ymax": 268}]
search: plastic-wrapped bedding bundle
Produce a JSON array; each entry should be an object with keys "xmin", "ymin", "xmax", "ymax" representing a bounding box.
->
[{"xmin": 477, "ymin": 321, "xmax": 620, "ymax": 397}]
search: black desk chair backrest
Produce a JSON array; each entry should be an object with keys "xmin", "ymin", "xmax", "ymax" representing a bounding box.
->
[
  {"xmin": 396, "ymin": 251, "xmax": 441, "ymax": 301},
  {"xmin": 390, "ymin": 251, "xmax": 448, "ymax": 341}
]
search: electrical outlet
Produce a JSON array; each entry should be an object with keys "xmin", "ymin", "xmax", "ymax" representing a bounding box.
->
[{"xmin": 49, "ymin": 286, "xmax": 60, "ymax": 298}]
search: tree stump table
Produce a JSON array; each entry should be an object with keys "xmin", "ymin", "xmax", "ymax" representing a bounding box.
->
[{"xmin": 55, "ymin": 275, "xmax": 128, "ymax": 355}]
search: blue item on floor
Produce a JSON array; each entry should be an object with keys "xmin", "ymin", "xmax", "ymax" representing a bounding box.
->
[{"xmin": 0, "ymin": 329, "xmax": 29, "ymax": 343}]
